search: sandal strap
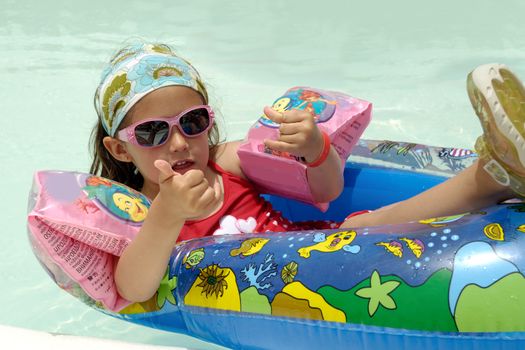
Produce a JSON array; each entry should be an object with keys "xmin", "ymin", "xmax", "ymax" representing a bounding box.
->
[{"xmin": 475, "ymin": 136, "xmax": 525, "ymax": 196}]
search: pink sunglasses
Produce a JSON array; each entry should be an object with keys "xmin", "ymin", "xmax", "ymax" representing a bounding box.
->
[{"xmin": 117, "ymin": 105, "xmax": 214, "ymax": 147}]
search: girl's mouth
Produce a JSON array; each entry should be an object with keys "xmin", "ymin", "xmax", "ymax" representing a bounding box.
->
[{"xmin": 171, "ymin": 160, "xmax": 194, "ymax": 172}]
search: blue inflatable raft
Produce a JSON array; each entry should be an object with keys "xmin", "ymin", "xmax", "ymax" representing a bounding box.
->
[{"xmin": 28, "ymin": 139, "xmax": 525, "ymax": 350}]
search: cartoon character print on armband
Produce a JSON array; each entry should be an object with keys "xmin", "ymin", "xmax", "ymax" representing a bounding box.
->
[
  {"xmin": 258, "ymin": 87, "xmax": 337, "ymax": 128},
  {"xmin": 81, "ymin": 176, "xmax": 150, "ymax": 224}
]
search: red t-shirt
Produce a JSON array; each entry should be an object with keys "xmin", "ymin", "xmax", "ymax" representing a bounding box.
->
[{"xmin": 178, "ymin": 161, "xmax": 339, "ymax": 242}]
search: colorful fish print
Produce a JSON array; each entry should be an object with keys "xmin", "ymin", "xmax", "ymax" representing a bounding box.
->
[
  {"xmin": 399, "ymin": 237, "xmax": 424, "ymax": 258},
  {"xmin": 375, "ymin": 241, "xmax": 403, "ymax": 258},
  {"xmin": 298, "ymin": 231, "xmax": 357, "ymax": 258},
  {"xmin": 230, "ymin": 238, "xmax": 270, "ymax": 258},
  {"xmin": 183, "ymin": 248, "xmax": 205, "ymax": 269}
]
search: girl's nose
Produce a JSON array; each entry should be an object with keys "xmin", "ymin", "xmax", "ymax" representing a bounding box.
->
[{"xmin": 168, "ymin": 128, "xmax": 189, "ymax": 152}]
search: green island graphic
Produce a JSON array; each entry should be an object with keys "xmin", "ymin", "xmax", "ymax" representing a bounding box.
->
[{"xmin": 317, "ymin": 268, "xmax": 457, "ymax": 332}]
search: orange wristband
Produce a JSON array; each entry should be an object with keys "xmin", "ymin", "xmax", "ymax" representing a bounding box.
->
[{"xmin": 306, "ymin": 131, "xmax": 331, "ymax": 168}]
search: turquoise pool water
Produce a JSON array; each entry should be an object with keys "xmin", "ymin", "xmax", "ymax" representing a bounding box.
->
[{"xmin": 2, "ymin": 0, "xmax": 525, "ymax": 348}]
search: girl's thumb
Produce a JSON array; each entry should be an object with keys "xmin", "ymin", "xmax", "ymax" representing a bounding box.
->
[
  {"xmin": 213, "ymin": 178, "xmax": 221, "ymax": 200},
  {"xmin": 154, "ymin": 159, "xmax": 178, "ymax": 184}
]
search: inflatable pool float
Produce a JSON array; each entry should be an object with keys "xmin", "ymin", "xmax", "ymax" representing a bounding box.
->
[{"xmin": 27, "ymin": 138, "xmax": 525, "ymax": 350}]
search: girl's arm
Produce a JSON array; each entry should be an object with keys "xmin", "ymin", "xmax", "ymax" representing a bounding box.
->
[
  {"xmin": 262, "ymin": 107, "xmax": 343, "ymax": 203},
  {"xmin": 115, "ymin": 196, "xmax": 184, "ymax": 302},
  {"xmin": 213, "ymin": 118, "xmax": 343, "ymax": 203},
  {"xmin": 304, "ymin": 144, "xmax": 343, "ymax": 202},
  {"xmin": 115, "ymin": 160, "xmax": 221, "ymax": 302},
  {"xmin": 211, "ymin": 140, "xmax": 247, "ymax": 179}
]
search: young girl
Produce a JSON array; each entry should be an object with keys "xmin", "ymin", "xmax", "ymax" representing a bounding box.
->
[{"xmin": 91, "ymin": 42, "xmax": 524, "ymax": 303}]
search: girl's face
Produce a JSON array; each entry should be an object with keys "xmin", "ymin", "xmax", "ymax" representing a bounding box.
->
[{"xmin": 110, "ymin": 86, "xmax": 211, "ymax": 198}]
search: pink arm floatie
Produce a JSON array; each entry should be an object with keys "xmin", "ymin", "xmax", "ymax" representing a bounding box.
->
[
  {"xmin": 237, "ymin": 87, "xmax": 372, "ymax": 211},
  {"xmin": 27, "ymin": 172, "xmax": 148, "ymax": 311}
]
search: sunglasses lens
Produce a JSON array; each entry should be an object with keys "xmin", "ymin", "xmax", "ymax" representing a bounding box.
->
[
  {"xmin": 134, "ymin": 120, "xmax": 170, "ymax": 147},
  {"xmin": 179, "ymin": 107, "xmax": 210, "ymax": 136}
]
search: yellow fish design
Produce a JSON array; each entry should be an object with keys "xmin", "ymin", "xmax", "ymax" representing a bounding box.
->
[
  {"xmin": 376, "ymin": 241, "xmax": 403, "ymax": 258},
  {"xmin": 399, "ymin": 237, "xmax": 425, "ymax": 258},
  {"xmin": 230, "ymin": 238, "xmax": 270, "ymax": 257},
  {"xmin": 297, "ymin": 231, "xmax": 356, "ymax": 258},
  {"xmin": 183, "ymin": 248, "xmax": 205, "ymax": 269}
]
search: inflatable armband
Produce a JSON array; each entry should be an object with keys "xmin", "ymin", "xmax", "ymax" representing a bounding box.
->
[
  {"xmin": 27, "ymin": 171, "xmax": 150, "ymax": 311},
  {"xmin": 237, "ymin": 87, "xmax": 371, "ymax": 211}
]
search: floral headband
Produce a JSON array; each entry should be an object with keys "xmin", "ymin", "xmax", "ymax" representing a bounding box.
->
[{"xmin": 94, "ymin": 43, "xmax": 208, "ymax": 137}]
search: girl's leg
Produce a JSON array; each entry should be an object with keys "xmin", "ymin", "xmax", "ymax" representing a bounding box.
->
[
  {"xmin": 340, "ymin": 159, "xmax": 513, "ymax": 228},
  {"xmin": 342, "ymin": 63, "xmax": 525, "ymax": 228}
]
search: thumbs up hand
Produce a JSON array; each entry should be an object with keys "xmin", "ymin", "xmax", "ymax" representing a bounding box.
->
[{"xmin": 153, "ymin": 159, "xmax": 222, "ymax": 220}]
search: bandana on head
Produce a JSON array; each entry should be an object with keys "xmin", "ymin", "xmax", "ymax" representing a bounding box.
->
[{"xmin": 94, "ymin": 43, "xmax": 208, "ymax": 137}]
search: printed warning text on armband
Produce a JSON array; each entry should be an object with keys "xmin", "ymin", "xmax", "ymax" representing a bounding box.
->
[
  {"xmin": 53, "ymin": 235, "xmax": 71, "ymax": 254},
  {"xmin": 351, "ymin": 120, "xmax": 363, "ymax": 130},
  {"xmin": 92, "ymin": 257, "xmax": 115, "ymax": 293},
  {"xmin": 34, "ymin": 217, "xmax": 129, "ymax": 255},
  {"xmin": 66, "ymin": 245, "xmax": 114, "ymax": 295},
  {"xmin": 32, "ymin": 216, "xmax": 120, "ymax": 302},
  {"xmin": 71, "ymin": 245, "xmax": 95, "ymax": 274},
  {"xmin": 63, "ymin": 241, "xmax": 80, "ymax": 263},
  {"xmin": 333, "ymin": 143, "xmax": 345, "ymax": 158},
  {"xmin": 339, "ymin": 130, "xmax": 356, "ymax": 145}
]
